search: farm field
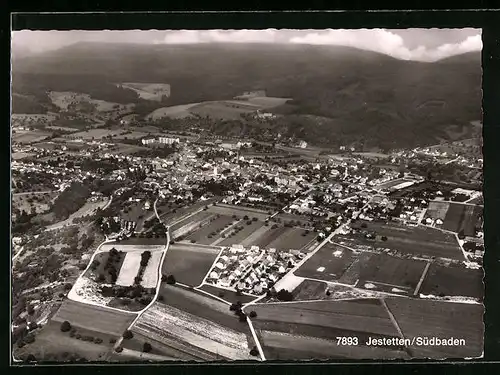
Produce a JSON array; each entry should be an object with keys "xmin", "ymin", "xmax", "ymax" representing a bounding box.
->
[
  {"xmin": 146, "ymin": 103, "xmax": 200, "ymax": 120},
  {"xmin": 12, "ymin": 191, "xmax": 58, "ymax": 217},
  {"xmin": 290, "ymin": 279, "xmax": 378, "ymax": 301},
  {"xmin": 161, "ymin": 245, "xmax": 219, "ymax": 287},
  {"xmin": 14, "ymin": 319, "xmax": 114, "ymax": 362},
  {"xmin": 12, "ymin": 152, "xmax": 36, "ymax": 160},
  {"xmin": 185, "ymin": 215, "xmax": 235, "ymax": 245},
  {"xmin": 108, "ymin": 143, "xmax": 150, "ymax": 155},
  {"xmin": 109, "ymin": 236, "xmax": 167, "ymax": 246},
  {"xmin": 158, "ymin": 284, "xmax": 250, "ymax": 333},
  {"xmin": 266, "ymin": 227, "xmax": 316, "ymax": 251},
  {"xmin": 254, "ymin": 226, "xmax": 289, "ymax": 249},
  {"xmin": 249, "ymin": 299, "xmax": 400, "ymax": 341},
  {"xmin": 217, "ymin": 220, "xmax": 263, "ymax": 247},
  {"xmin": 208, "ymin": 204, "xmax": 270, "ymax": 220},
  {"xmin": 189, "ymin": 101, "xmax": 254, "ymax": 120},
  {"xmin": 245, "ymin": 96, "xmax": 291, "ymax": 108},
  {"xmin": 426, "ymin": 201, "xmax": 450, "ymax": 221},
  {"xmin": 119, "ymin": 201, "xmax": 150, "ymax": 224},
  {"xmin": 131, "ymin": 302, "xmax": 253, "ymax": 361},
  {"xmin": 199, "ymin": 284, "xmax": 256, "ymax": 305},
  {"xmin": 442, "ymin": 203, "xmax": 482, "ymax": 236},
  {"xmin": 335, "ymin": 221, "xmax": 465, "ymax": 261},
  {"xmin": 51, "ymin": 299, "xmax": 135, "ymax": 337},
  {"xmin": 13, "ymin": 130, "xmax": 52, "ymax": 144},
  {"xmin": 355, "ymin": 253, "xmax": 428, "ymax": 294},
  {"xmin": 239, "ymin": 223, "xmax": 272, "ymax": 247},
  {"xmin": 170, "ymin": 212, "xmax": 215, "ymax": 238},
  {"xmin": 275, "ymin": 213, "xmax": 312, "ymax": 226},
  {"xmin": 120, "ymin": 82, "xmax": 171, "ymax": 101},
  {"xmin": 419, "ymin": 264, "xmax": 484, "ymax": 299},
  {"xmin": 116, "ymin": 252, "xmax": 142, "ymax": 287},
  {"xmin": 259, "ymin": 330, "xmax": 409, "ymax": 360},
  {"xmin": 386, "ymin": 297, "xmax": 484, "ymax": 358},
  {"xmin": 100, "ymin": 244, "xmax": 165, "ymax": 253},
  {"xmin": 141, "ymin": 251, "xmax": 163, "ymax": 289},
  {"xmin": 295, "ymin": 243, "xmax": 356, "ymax": 282},
  {"xmin": 68, "ymin": 129, "xmax": 149, "ymax": 141}
]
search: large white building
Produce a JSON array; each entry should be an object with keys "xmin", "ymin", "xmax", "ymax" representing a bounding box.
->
[{"xmin": 158, "ymin": 137, "xmax": 180, "ymax": 145}]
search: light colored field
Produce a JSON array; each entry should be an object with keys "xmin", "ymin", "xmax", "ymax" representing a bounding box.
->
[
  {"xmin": 48, "ymin": 91, "xmax": 131, "ymax": 113},
  {"xmin": 146, "ymin": 103, "xmax": 200, "ymax": 120},
  {"xmin": 12, "ymin": 152, "xmax": 36, "ymax": 160},
  {"xmin": 13, "ymin": 130, "xmax": 51, "ymax": 144},
  {"xmin": 45, "ymin": 125, "xmax": 81, "ymax": 132},
  {"xmin": 68, "ymin": 128, "xmax": 124, "ymax": 140},
  {"xmin": 141, "ymin": 251, "xmax": 163, "ymax": 288},
  {"xmin": 116, "ymin": 252, "xmax": 142, "ymax": 287},
  {"xmin": 52, "ymin": 299, "xmax": 135, "ymax": 336},
  {"xmin": 133, "ymin": 302, "xmax": 252, "ymax": 360},
  {"xmin": 12, "ymin": 113, "xmax": 57, "ymax": 122},
  {"xmin": 246, "ymin": 96, "xmax": 291, "ymax": 108},
  {"xmin": 189, "ymin": 102, "xmax": 253, "ymax": 120},
  {"xmin": 120, "ymin": 82, "xmax": 171, "ymax": 102}
]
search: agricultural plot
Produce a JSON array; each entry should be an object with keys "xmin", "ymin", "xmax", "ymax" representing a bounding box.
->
[
  {"xmin": 85, "ymin": 250, "xmax": 126, "ymax": 284},
  {"xmin": 12, "ymin": 191, "xmax": 58, "ymax": 217},
  {"xmin": 266, "ymin": 227, "xmax": 316, "ymax": 251},
  {"xmin": 185, "ymin": 215, "xmax": 235, "ymax": 245},
  {"xmin": 116, "ymin": 252, "xmax": 142, "ymax": 287},
  {"xmin": 161, "ymin": 244, "xmax": 219, "ymax": 287},
  {"xmin": 245, "ymin": 96, "xmax": 291, "ymax": 108},
  {"xmin": 189, "ymin": 102, "xmax": 254, "ymax": 120},
  {"xmin": 355, "ymin": 253, "xmax": 428, "ymax": 294},
  {"xmin": 13, "ymin": 130, "xmax": 52, "ymax": 144},
  {"xmin": 158, "ymin": 284, "xmax": 250, "ymax": 333},
  {"xmin": 250, "ymin": 299, "xmax": 400, "ymax": 341},
  {"xmin": 120, "ymin": 82, "xmax": 171, "ymax": 101},
  {"xmin": 239, "ymin": 223, "xmax": 272, "ymax": 247},
  {"xmin": 295, "ymin": 243, "xmax": 356, "ymax": 282},
  {"xmin": 12, "ymin": 152, "xmax": 36, "ymax": 160},
  {"xmin": 217, "ymin": 220, "xmax": 263, "ymax": 247},
  {"xmin": 260, "ymin": 330, "xmax": 409, "ymax": 360},
  {"xmin": 199, "ymin": 284, "xmax": 256, "ymax": 305},
  {"xmin": 68, "ymin": 129, "xmax": 124, "ymax": 140},
  {"xmin": 100, "ymin": 244, "xmax": 165, "ymax": 253},
  {"xmin": 254, "ymin": 226, "xmax": 289, "ymax": 249},
  {"xmin": 15, "ymin": 319, "xmax": 114, "ymax": 362},
  {"xmin": 386, "ymin": 297, "xmax": 484, "ymax": 359},
  {"xmin": 141, "ymin": 251, "xmax": 163, "ymax": 289},
  {"xmin": 46, "ymin": 198, "xmax": 109, "ymax": 231},
  {"xmin": 208, "ymin": 204, "xmax": 270, "ymax": 221},
  {"xmin": 131, "ymin": 302, "xmax": 252, "ymax": 361},
  {"xmin": 169, "ymin": 211, "xmax": 214, "ymax": 233},
  {"xmin": 52, "ymin": 299, "xmax": 135, "ymax": 337},
  {"xmin": 335, "ymin": 221, "xmax": 465, "ymax": 261},
  {"xmin": 442, "ymin": 203, "xmax": 482, "ymax": 236},
  {"xmin": 110, "ymin": 236, "xmax": 167, "ymax": 246},
  {"xmin": 426, "ymin": 201, "xmax": 450, "ymax": 221},
  {"xmin": 419, "ymin": 264, "xmax": 484, "ymax": 299},
  {"xmin": 146, "ymin": 103, "xmax": 200, "ymax": 120}
]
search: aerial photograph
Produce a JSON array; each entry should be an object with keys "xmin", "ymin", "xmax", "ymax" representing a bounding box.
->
[{"xmin": 11, "ymin": 28, "xmax": 484, "ymax": 363}]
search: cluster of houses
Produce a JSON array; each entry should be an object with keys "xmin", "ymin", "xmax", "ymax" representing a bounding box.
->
[
  {"xmin": 206, "ymin": 244, "xmax": 304, "ymax": 295},
  {"xmin": 141, "ymin": 136, "xmax": 180, "ymax": 146}
]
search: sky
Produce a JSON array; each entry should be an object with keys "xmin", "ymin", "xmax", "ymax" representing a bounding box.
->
[{"xmin": 11, "ymin": 28, "xmax": 481, "ymax": 62}]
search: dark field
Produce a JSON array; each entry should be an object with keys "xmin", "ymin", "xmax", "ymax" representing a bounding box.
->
[
  {"xmin": 442, "ymin": 203, "xmax": 482, "ymax": 236},
  {"xmin": 295, "ymin": 243, "xmax": 355, "ymax": 282},
  {"xmin": 217, "ymin": 219, "xmax": 263, "ymax": 247},
  {"xmin": 385, "ymin": 297, "xmax": 484, "ymax": 359},
  {"xmin": 185, "ymin": 215, "xmax": 235, "ymax": 245},
  {"xmin": 199, "ymin": 284, "xmax": 256, "ymax": 305},
  {"xmin": 419, "ymin": 264, "xmax": 484, "ymax": 299},
  {"xmin": 161, "ymin": 245, "xmax": 219, "ymax": 287},
  {"xmin": 266, "ymin": 227, "xmax": 316, "ymax": 251}
]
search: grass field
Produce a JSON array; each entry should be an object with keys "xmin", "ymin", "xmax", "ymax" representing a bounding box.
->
[
  {"xmin": 199, "ymin": 284, "xmax": 256, "ymax": 305},
  {"xmin": 335, "ymin": 221, "xmax": 465, "ymax": 261},
  {"xmin": 13, "ymin": 130, "xmax": 52, "ymax": 144},
  {"xmin": 161, "ymin": 245, "xmax": 219, "ymax": 287},
  {"xmin": 131, "ymin": 302, "xmax": 252, "ymax": 360},
  {"xmin": 217, "ymin": 220, "xmax": 263, "ymax": 247},
  {"xmin": 385, "ymin": 297, "xmax": 484, "ymax": 358},
  {"xmin": 426, "ymin": 201, "xmax": 450, "ymax": 221},
  {"xmin": 266, "ymin": 227, "xmax": 316, "ymax": 251},
  {"xmin": 189, "ymin": 102, "xmax": 254, "ymax": 120},
  {"xmin": 254, "ymin": 226, "xmax": 289, "ymax": 249},
  {"xmin": 419, "ymin": 264, "xmax": 484, "ymax": 299},
  {"xmin": 355, "ymin": 253, "xmax": 428, "ymax": 294},
  {"xmin": 208, "ymin": 204, "xmax": 270, "ymax": 220},
  {"xmin": 295, "ymin": 243, "xmax": 356, "ymax": 282},
  {"xmin": 141, "ymin": 251, "xmax": 163, "ymax": 289},
  {"xmin": 120, "ymin": 82, "xmax": 171, "ymax": 101},
  {"xmin": 185, "ymin": 215, "xmax": 235, "ymax": 245},
  {"xmin": 442, "ymin": 203, "xmax": 482, "ymax": 236},
  {"xmin": 46, "ymin": 198, "xmax": 109, "ymax": 230},
  {"xmin": 51, "ymin": 299, "xmax": 135, "ymax": 337},
  {"xmin": 109, "ymin": 237, "xmax": 167, "ymax": 246},
  {"xmin": 14, "ymin": 319, "xmax": 114, "ymax": 362},
  {"xmin": 146, "ymin": 103, "xmax": 200, "ymax": 120},
  {"xmin": 158, "ymin": 285, "xmax": 249, "ymax": 334}
]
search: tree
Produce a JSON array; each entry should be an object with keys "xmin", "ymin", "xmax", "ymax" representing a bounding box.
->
[
  {"xmin": 249, "ymin": 311, "xmax": 257, "ymax": 318},
  {"xmin": 276, "ymin": 289, "xmax": 293, "ymax": 302},
  {"xmin": 115, "ymin": 346, "xmax": 123, "ymax": 353},
  {"xmin": 381, "ymin": 236, "xmax": 388, "ymax": 241},
  {"xmin": 123, "ymin": 330, "xmax": 134, "ymax": 340},
  {"xmin": 143, "ymin": 342, "xmax": 153, "ymax": 353},
  {"xmin": 60, "ymin": 321, "xmax": 72, "ymax": 332},
  {"xmin": 250, "ymin": 346, "xmax": 259, "ymax": 356},
  {"xmin": 24, "ymin": 334, "xmax": 36, "ymax": 344},
  {"xmin": 166, "ymin": 275, "xmax": 176, "ymax": 285},
  {"xmin": 458, "ymin": 229, "xmax": 466, "ymax": 240}
]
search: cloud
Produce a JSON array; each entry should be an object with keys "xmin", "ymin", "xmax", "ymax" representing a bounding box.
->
[
  {"xmin": 156, "ymin": 29, "xmax": 278, "ymax": 44},
  {"xmin": 289, "ymin": 29, "xmax": 482, "ymax": 61}
]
